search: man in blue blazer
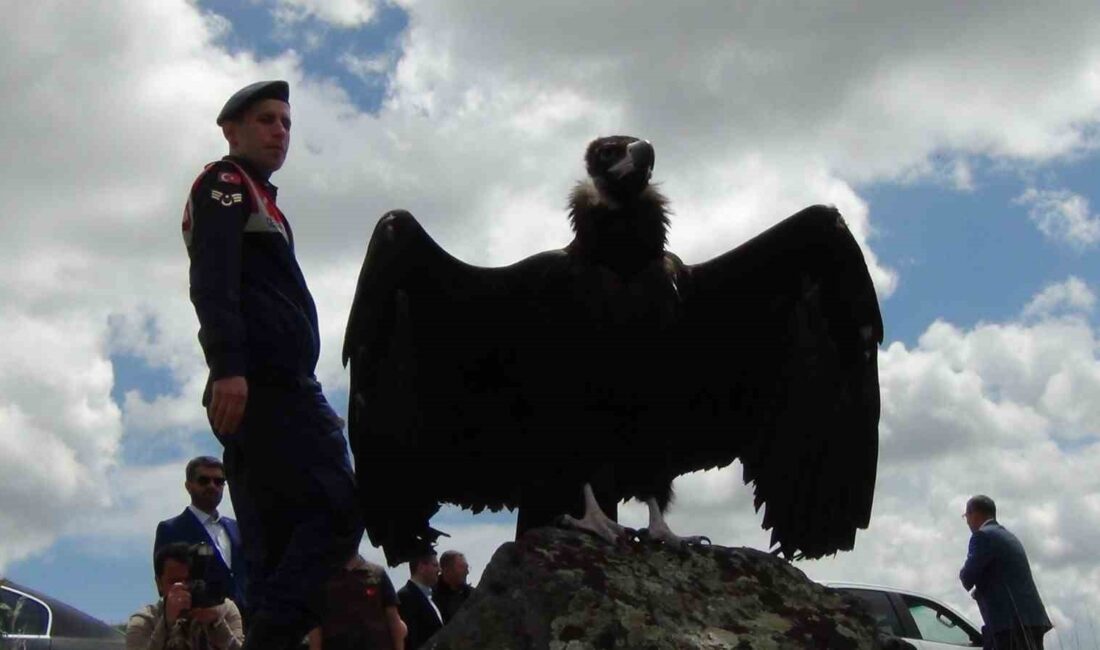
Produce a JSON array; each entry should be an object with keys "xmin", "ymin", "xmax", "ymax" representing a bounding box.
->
[
  {"xmin": 154, "ymin": 456, "xmax": 248, "ymax": 613},
  {"xmin": 960, "ymin": 495, "xmax": 1051, "ymax": 649}
]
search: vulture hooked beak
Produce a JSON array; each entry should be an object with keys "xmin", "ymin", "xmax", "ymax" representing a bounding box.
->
[{"xmin": 609, "ymin": 139, "xmax": 655, "ymax": 186}]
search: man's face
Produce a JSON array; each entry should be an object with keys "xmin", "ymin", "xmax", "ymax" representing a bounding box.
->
[
  {"xmin": 185, "ymin": 465, "xmax": 226, "ymax": 513},
  {"xmin": 416, "ymin": 555, "xmax": 440, "ymax": 587},
  {"xmin": 157, "ymin": 558, "xmax": 190, "ymax": 597},
  {"xmin": 964, "ymin": 508, "xmax": 986, "ymax": 533},
  {"xmin": 442, "ymin": 555, "xmax": 469, "ymax": 587},
  {"xmin": 224, "ymin": 99, "xmax": 291, "ymax": 174}
]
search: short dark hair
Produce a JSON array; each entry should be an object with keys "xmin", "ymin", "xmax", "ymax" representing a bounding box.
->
[
  {"xmin": 186, "ymin": 456, "xmax": 224, "ymax": 482},
  {"xmin": 966, "ymin": 494, "xmax": 997, "ymax": 518},
  {"xmin": 439, "ymin": 550, "xmax": 464, "ymax": 570},
  {"xmin": 154, "ymin": 542, "xmax": 192, "ymax": 579},
  {"xmin": 409, "ymin": 551, "xmax": 438, "ymax": 573}
]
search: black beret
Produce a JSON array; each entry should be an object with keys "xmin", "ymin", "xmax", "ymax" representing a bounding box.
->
[{"xmin": 216, "ymin": 80, "xmax": 290, "ymax": 125}]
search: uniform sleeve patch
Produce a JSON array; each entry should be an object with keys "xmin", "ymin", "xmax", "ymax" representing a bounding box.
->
[
  {"xmin": 210, "ymin": 189, "xmax": 244, "ymax": 206},
  {"xmin": 218, "ymin": 171, "xmax": 242, "ymax": 185}
]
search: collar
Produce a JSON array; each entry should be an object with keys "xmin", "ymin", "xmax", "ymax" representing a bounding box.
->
[
  {"xmin": 978, "ymin": 518, "xmax": 996, "ymax": 530},
  {"xmin": 410, "ymin": 578, "xmax": 433, "ymax": 598},
  {"xmin": 223, "ymin": 155, "xmax": 278, "ymax": 194},
  {"xmin": 188, "ymin": 504, "xmax": 220, "ymax": 525},
  {"xmin": 437, "ymin": 579, "xmax": 468, "ymax": 594}
]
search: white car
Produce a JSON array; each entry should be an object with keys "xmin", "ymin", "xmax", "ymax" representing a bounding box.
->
[{"xmin": 822, "ymin": 581, "xmax": 983, "ymax": 649}]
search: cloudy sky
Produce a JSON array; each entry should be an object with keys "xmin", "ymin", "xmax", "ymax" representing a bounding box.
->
[{"xmin": 2, "ymin": 0, "xmax": 1099, "ymax": 643}]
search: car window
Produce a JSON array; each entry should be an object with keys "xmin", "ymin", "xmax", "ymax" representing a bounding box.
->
[
  {"xmin": 0, "ymin": 587, "xmax": 50, "ymax": 636},
  {"xmin": 838, "ymin": 588, "xmax": 906, "ymax": 637},
  {"xmin": 901, "ymin": 594, "xmax": 978, "ymax": 646}
]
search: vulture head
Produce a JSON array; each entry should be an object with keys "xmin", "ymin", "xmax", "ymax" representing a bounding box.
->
[{"xmin": 584, "ymin": 135, "xmax": 655, "ymax": 202}]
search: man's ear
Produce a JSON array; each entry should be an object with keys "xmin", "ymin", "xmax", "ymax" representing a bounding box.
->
[{"xmin": 222, "ymin": 122, "xmax": 237, "ymax": 148}]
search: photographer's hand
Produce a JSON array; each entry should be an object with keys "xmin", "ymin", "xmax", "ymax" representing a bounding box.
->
[
  {"xmin": 165, "ymin": 583, "xmax": 192, "ymax": 625},
  {"xmin": 190, "ymin": 607, "xmax": 220, "ymax": 625}
]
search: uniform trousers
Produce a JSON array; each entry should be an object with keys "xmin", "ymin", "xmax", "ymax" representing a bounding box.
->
[{"xmin": 217, "ymin": 385, "xmax": 363, "ymax": 650}]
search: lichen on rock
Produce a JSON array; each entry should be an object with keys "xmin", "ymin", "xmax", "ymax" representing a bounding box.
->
[{"xmin": 424, "ymin": 527, "xmax": 899, "ymax": 650}]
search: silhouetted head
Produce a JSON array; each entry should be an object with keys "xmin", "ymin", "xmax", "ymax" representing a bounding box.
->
[
  {"xmin": 964, "ymin": 494, "xmax": 996, "ymax": 533},
  {"xmin": 409, "ymin": 550, "xmax": 440, "ymax": 588},
  {"xmin": 585, "ymin": 135, "xmax": 655, "ymax": 202}
]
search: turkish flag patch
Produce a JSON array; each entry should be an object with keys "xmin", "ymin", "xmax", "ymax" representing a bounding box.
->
[{"xmin": 218, "ymin": 172, "xmax": 242, "ymax": 185}]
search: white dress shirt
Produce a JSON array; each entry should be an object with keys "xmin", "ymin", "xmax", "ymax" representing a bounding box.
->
[
  {"xmin": 411, "ymin": 577, "xmax": 444, "ymax": 624},
  {"xmin": 188, "ymin": 504, "xmax": 233, "ymax": 570}
]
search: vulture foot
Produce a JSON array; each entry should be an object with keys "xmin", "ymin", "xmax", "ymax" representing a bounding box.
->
[{"xmin": 557, "ymin": 482, "xmax": 633, "ymax": 544}]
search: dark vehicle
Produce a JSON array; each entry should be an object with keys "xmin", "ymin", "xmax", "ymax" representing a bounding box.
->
[
  {"xmin": 824, "ymin": 581, "xmax": 983, "ymax": 649},
  {"xmin": 1, "ymin": 578, "xmax": 124, "ymax": 649}
]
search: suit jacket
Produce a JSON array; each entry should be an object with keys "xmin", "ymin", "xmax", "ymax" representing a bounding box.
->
[
  {"xmin": 397, "ymin": 580, "xmax": 442, "ymax": 650},
  {"xmin": 154, "ymin": 508, "xmax": 247, "ymax": 610},
  {"xmin": 432, "ymin": 580, "xmax": 473, "ymax": 624},
  {"xmin": 959, "ymin": 520, "xmax": 1051, "ymax": 635}
]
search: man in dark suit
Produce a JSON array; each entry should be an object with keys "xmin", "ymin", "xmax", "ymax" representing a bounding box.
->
[
  {"xmin": 155, "ymin": 456, "xmax": 247, "ymax": 613},
  {"xmin": 396, "ymin": 551, "xmax": 442, "ymax": 649},
  {"xmin": 960, "ymin": 495, "xmax": 1052, "ymax": 649},
  {"xmin": 432, "ymin": 550, "xmax": 473, "ymax": 624}
]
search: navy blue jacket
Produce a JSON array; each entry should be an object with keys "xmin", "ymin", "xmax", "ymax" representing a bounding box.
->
[
  {"xmin": 397, "ymin": 581, "xmax": 442, "ymax": 649},
  {"xmin": 183, "ymin": 156, "xmax": 341, "ymax": 429},
  {"xmin": 959, "ymin": 520, "xmax": 1051, "ymax": 635},
  {"xmin": 154, "ymin": 508, "xmax": 247, "ymax": 609}
]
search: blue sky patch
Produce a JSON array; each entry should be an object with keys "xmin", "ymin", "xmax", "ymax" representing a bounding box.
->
[
  {"xmin": 198, "ymin": 0, "xmax": 409, "ymax": 114},
  {"xmin": 861, "ymin": 157, "xmax": 1100, "ymax": 346},
  {"xmin": 110, "ymin": 353, "xmax": 177, "ymax": 405}
]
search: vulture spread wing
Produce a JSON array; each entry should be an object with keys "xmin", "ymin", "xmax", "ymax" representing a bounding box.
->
[
  {"xmin": 343, "ymin": 210, "xmax": 575, "ymax": 564},
  {"xmin": 344, "ymin": 204, "xmax": 881, "ymax": 566},
  {"xmin": 668, "ymin": 205, "xmax": 882, "ymax": 558}
]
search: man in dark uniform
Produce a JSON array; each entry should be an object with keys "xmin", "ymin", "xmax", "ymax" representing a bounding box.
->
[{"xmin": 182, "ymin": 80, "xmax": 363, "ymax": 650}]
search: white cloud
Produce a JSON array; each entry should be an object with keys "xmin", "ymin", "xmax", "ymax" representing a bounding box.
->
[
  {"xmin": 273, "ymin": 0, "xmax": 380, "ymax": 27},
  {"xmin": 1016, "ymin": 188, "xmax": 1100, "ymax": 249},
  {"xmin": 0, "ymin": 312, "xmax": 121, "ymax": 567},
  {"xmin": 340, "ymin": 51, "xmax": 392, "ymax": 83},
  {"xmin": 1023, "ymin": 276, "xmax": 1097, "ymax": 320}
]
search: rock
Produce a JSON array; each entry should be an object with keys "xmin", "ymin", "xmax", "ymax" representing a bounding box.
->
[{"xmin": 425, "ymin": 527, "xmax": 896, "ymax": 650}]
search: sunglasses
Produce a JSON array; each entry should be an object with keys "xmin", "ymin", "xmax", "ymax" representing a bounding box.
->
[{"xmin": 195, "ymin": 476, "xmax": 227, "ymax": 487}]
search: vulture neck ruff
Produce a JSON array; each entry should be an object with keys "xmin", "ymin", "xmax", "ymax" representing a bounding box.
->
[{"xmin": 567, "ymin": 178, "xmax": 670, "ymax": 278}]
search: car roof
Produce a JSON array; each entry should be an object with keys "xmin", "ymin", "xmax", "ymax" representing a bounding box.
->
[
  {"xmin": 1, "ymin": 578, "xmax": 123, "ymax": 639},
  {"xmin": 819, "ymin": 580, "xmax": 934, "ymax": 599},
  {"xmin": 820, "ymin": 580, "xmax": 981, "ymax": 628}
]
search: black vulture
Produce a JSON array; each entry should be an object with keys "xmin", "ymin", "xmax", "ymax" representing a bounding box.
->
[{"xmin": 344, "ymin": 136, "xmax": 882, "ymax": 566}]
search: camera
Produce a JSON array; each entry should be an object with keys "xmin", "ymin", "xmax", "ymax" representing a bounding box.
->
[{"xmin": 186, "ymin": 543, "xmax": 226, "ymax": 609}]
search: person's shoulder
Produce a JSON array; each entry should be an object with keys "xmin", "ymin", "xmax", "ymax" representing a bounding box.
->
[
  {"xmin": 128, "ymin": 602, "xmax": 159, "ymax": 626},
  {"xmin": 195, "ymin": 159, "xmax": 246, "ymax": 182},
  {"xmin": 981, "ymin": 521, "xmax": 1012, "ymax": 538},
  {"xmin": 157, "ymin": 509, "xmax": 191, "ymax": 530},
  {"xmin": 220, "ymin": 597, "xmax": 242, "ymax": 616},
  {"xmin": 190, "ymin": 160, "xmax": 248, "ymax": 197}
]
